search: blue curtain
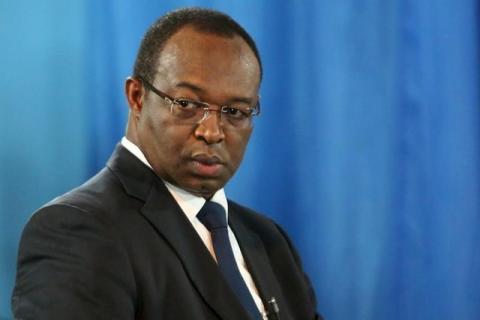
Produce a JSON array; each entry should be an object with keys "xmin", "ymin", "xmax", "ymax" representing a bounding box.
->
[{"xmin": 1, "ymin": 1, "xmax": 479, "ymax": 319}]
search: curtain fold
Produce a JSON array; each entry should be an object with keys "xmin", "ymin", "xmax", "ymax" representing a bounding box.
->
[{"xmin": 1, "ymin": 1, "xmax": 479, "ymax": 319}]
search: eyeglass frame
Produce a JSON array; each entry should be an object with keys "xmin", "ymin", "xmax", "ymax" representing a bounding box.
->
[{"xmin": 136, "ymin": 75, "xmax": 260, "ymax": 128}]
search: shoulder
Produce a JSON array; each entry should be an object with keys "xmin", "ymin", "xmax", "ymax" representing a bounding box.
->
[
  {"xmin": 13, "ymin": 171, "xmax": 138, "ymax": 319},
  {"xmin": 228, "ymin": 200, "xmax": 276, "ymax": 229},
  {"xmin": 20, "ymin": 169, "xmax": 125, "ymax": 251},
  {"xmin": 227, "ymin": 199, "xmax": 309, "ymax": 267},
  {"xmin": 227, "ymin": 200, "xmax": 293, "ymax": 248},
  {"xmin": 17, "ymin": 166, "xmax": 138, "ymax": 277},
  {"xmin": 45, "ymin": 167, "xmax": 123, "ymax": 213},
  {"xmin": 32, "ymin": 166, "xmax": 142, "ymax": 225},
  {"xmin": 23, "ymin": 170, "xmax": 120, "ymax": 249}
]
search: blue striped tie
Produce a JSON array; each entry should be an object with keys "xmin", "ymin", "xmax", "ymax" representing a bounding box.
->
[{"xmin": 197, "ymin": 201, "xmax": 261, "ymax": 320}]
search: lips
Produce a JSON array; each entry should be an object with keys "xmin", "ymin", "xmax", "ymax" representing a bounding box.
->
[
  {"xmin": 190, "ymin": 154, "xmax": 225, "ymax": 176},
  {"xmin": 192, "ymin": 154, "xmax": 223, "ymax": 165}
]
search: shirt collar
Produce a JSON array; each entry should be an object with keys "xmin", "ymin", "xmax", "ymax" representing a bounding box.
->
[
  {"xmin": 120, "ymin": 137, "xmax": 229, "ymax": 219},
  {"xmin": 163, "ymin": 180, "xmax": 229, "ymax": 222},
  {"xmin": 121, "ymin": 136, "xmax": 152, "ymax": 169}
]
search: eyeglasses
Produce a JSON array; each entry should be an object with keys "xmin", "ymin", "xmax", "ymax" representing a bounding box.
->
[{"xmin": 137, "ymin": 76, "xmax": 260, "ymax": 129}]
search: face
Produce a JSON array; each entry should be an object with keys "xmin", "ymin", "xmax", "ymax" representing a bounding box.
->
[{"xmin": 126, "ymin": 27, "xmax": 261, "ymax": 198}]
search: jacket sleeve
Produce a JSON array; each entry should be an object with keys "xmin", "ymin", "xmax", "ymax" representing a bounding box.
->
[{"xmin": 12, "ymin": 204, "xmax": 137, "ymax": 320}]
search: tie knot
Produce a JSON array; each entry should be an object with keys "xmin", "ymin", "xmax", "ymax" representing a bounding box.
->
[{"xmin": 197, "ymin": 201, "xmax": 227, "ymax": 231}]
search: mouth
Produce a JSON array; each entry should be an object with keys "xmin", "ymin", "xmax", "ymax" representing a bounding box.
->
[
  {"xmin": 190, "ymin": 154, "xmax": 225, "ymax": 177},
  {"xmin": 192, "ymin": 154, "xmax": 223, "ymax": 165}
]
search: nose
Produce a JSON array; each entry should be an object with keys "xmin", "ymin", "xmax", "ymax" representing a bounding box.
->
[{"xmin": 194, "ymin": 111, "xmax": 225, "ymax": 144}]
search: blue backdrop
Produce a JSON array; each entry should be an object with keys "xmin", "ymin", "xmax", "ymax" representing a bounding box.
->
[{"xmin": 1, "ymin": 1, "xmax": 479, "ymax": 319}]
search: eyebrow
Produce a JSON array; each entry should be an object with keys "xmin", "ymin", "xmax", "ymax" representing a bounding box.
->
[{"xmin": 175, "ymin": 81, "xmax": 255, "ymax": 105}]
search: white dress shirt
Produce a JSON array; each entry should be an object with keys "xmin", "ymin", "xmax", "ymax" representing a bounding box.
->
[{"xmin": 120, "ymin": 137, "xmax": 266, "ymax": 317}]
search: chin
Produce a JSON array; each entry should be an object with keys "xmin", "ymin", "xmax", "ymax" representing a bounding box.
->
[{"xmin": 187, "ymin": 180, "xmax": 225, "ymax": 198}]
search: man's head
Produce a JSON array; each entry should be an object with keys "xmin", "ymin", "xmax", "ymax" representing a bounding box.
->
[
  {"xmin": 125, "ymin": 8, "xmax": 262, "ymax": 199},
  {"xmin": 132, "ymin": 7, "xmax": 262, "ymax": 84}
]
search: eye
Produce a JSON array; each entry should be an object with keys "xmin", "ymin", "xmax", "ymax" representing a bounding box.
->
[
  {"xmin": 222, "ymin": 106, "xmax": 249, "ymax": 119},
  {"xmin": 174, "ymin": 99, "xmax": 198, "ymax": 110}
]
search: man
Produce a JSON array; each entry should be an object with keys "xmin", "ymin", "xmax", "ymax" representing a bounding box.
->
[{"xmin": 12, "ymin": 8, "xmax": 322, "ymax": 320}]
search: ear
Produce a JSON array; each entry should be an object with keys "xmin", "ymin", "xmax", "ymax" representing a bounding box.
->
[{"xmin": 125, "ymin": 77, "xmax": 144, "ymax": 119}]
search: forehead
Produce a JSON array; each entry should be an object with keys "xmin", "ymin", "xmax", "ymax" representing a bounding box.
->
[{"xmin": 154, "ymin": 26, "xmax": 260, "ymax": 96}]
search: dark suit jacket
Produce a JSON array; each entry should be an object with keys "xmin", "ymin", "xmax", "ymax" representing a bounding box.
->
[{"xmin": 12, "ymin": 145, "xmax": 322, "ymax": 320}]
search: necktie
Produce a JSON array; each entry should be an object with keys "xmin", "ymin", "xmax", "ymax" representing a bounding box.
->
[{"xmin": 197, "ymin": 201, "xmax": 261, "ymax": 320}]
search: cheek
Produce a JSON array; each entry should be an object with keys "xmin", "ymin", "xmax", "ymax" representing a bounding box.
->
[
  {"xmin": 226, "ymin": 130, "xmax": 252, "ymax": 167},
  {"xmin": 139, "ymin": 112, "xmax": 178, "ymax": 159}
]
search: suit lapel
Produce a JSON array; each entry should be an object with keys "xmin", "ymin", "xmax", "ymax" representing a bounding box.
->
[
  {"xmin": 229, "ymin": 209, "xmax": 293, "ymax": 320},
  {"xmin": 140, "ymin": 179, "xmax": 251, "ymax": 320},
  {"xmin": 107, "ymin": 145, "xmax": 273, "ymax": 319}
]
